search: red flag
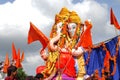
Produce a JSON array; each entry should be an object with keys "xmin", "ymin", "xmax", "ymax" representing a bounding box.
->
[
  {"xmin": 28, "ymin": 22, "xmax": 49, "ymax": 50},
  {"xmin": 12, "ymin": 42, "xmax": 17, "ymax": 61},
  {"xmin": 110, "ymin": 8, "xmax": 120, "ymax": 29}
]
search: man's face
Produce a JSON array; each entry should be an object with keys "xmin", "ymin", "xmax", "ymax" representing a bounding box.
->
[
  {"xmin": 68, "ymin": 23, "xmax": 76, "ymax": 37},
  {"xmin": 12, "ymin": 70, "xmax": 17, "ymax": 76}
]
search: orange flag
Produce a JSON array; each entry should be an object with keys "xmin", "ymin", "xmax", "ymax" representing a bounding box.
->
[
  {"xmin": 15, "ymin": 49, "xmax": 22, "ymax": 68},
  {"xmin": 21, "ymin": 51, "xmax": 24, "ymax": 62},
  {"xmin": 76, "ymin": 20, "xmax": 93, "ymax": 49},
  {"xmin": 3, "ymin": 53, "xmax": 10, "ymax": 73},
  {"xmin": 12, "ymin": 42, "xmax": 17, "ymax": 61},
  {"xmin": 28, "ymin": 22, "xmax": 49, "ymax": 50},
  {"xmin": 110, "ymin": 8, "xmax": 120, "ymax": 29}
]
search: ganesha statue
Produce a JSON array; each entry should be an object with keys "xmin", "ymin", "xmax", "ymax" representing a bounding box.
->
[{"xmin": 28, "ymin": 7, "xmax": 93, "ymax": 80}]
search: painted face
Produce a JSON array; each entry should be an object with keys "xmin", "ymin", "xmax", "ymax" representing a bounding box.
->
[
  {"xmin": 56, "ymin": 22, "xmax": 63, "ymax": 34},
  {"xmin": 68, "ymin": 23, "xmax": 77, "ymax": 37}
]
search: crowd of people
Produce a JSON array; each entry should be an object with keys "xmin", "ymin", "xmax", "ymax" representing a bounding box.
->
[
  {"xmin": 0, "ymin": 59, "xmax": 44, "ymax": 80},
  {"xmin": 0, "ymin": 64, "xmax": 44, "ymax": 80}
]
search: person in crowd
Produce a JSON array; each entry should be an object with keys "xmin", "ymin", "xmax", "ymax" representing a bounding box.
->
[
  {"xmin": 26, "ymin": 76, "xmax": 36, "ymax": 80},
  {"xmin": 5, "ymin": 65, "xmax": 18, "ymax": 80},
  {"xmin": 34, "ymin": 73, "xmax": 44, "ymax": 80}
]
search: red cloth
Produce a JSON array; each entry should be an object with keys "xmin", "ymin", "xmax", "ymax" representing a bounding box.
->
[
  {"xmin": 5, "ymin": 77, "xmax": 11, "ymax": 80},
  {"xmin": 36, "ymin": 66, "xmax": 45, "ymax": 74},
  {"xmin": 56, "ymin": 51, "xmax": 76, "ymax": 77},
  {"xmin": 5, "ymin": 77, "xmax": 17, "ymax": 80}
]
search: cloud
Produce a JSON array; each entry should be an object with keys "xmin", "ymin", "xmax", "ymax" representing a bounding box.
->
[
  {"xmin": 31, "ymin": 0, "xmax": 72, "ymax": 19},
  {"xmin": 25, "ymin": 54, "xmax": 43, "ymax": 64},
  {"xmin": 0, "ymin": 0, "xmax": 52, "ymax": 35},
  {"xmin": 23, "ymin": 53, "xmax": 45, "ymax": 75},
  {"xmin": 0, "ymin": 0, "xmax": 117, "ymax": 75}
]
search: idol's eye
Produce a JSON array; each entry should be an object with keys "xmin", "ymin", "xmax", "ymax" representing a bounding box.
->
[
  {"xmin": 63, "ymin": 17, "xmax": 67, "ymax": 21},
  {"xmin": 72, "ymin": 26, "xmax": 75, "ymax": 29},
  {"xmin": 59, "ymin": 26, "xmax": 62, "ymax": 29}
]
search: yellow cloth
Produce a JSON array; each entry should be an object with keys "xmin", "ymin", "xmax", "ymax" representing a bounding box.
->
[
  {"xmin": 77, "ymin": 54, "xmax": 86, "ymax": 78},
  {"xmin": 76, "ymin": 77, "xmax": 84, "ymax": 80},
  {"xmin": 43, "ymin": 51, "xmax": 58, "ymax": 77}
]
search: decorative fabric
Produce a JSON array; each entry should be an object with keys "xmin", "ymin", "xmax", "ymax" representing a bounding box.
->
[{"xmin": 84, "ymin": 36, "xmax": 120, "ymax": 80}]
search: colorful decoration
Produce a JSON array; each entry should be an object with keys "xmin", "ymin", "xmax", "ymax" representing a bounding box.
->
[{"xmin": 26, "ymin": 7, "xmax": 120, "ymax": 80}]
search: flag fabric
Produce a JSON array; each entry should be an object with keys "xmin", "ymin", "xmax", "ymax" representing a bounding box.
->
[
  {"xmin": 28, "ymin": 22, "xmax": 49, "ymax": 50},
  {"xmin": 3, "ymin": 53, "xmax": 10, "ymax": 73},
  {"xmin": 15, "ymin": 49, "xmax": 22, "ymax": 68},
  {"xmin": 12, "ymin": 43, "xmax": 24, "ymax": 68},
  {"xmin": 12, "ymin": 42, "xmax": 17, "ymax": 61},
  {"xmin": 84, "ymin": 36, "xmax": 119, "ymax": 80},
  {"xmin": 76, "ymin": 20, "xmax": 93, "ymax": 49},
  {"xmin": 21, "ymin": 51, "xmax": 24, "ymax": 62},
  {"xmin": 110, "ymin": 8, "xmax": 120, "ymax": 29}
]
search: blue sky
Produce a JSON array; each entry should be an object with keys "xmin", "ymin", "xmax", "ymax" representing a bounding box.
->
[
  {"xmin": 0, "ymin": 0, "xmax": 15, "ymax": 4},
  {"xmin": 0, "ymin": 0, "xmax": 120, "ymax": 76}
]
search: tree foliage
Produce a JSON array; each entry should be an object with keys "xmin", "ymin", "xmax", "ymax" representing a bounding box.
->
[{"xmin": 16, "ymin": 68, "xmax": 27, "ymax": 80}]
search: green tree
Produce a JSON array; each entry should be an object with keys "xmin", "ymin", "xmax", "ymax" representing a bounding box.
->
[{"xmin": 16, "ymin": 68, "xmax": 27, "ymax": 80}]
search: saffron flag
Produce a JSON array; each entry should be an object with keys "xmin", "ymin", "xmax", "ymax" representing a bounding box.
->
[
  {"xmin": 21, "ymin": 51, "xmax": 24, "ymax": 62},
  {"xmin": 110, "ymin": 8, "xmax": 120, "ymax": 29},
  {"xmin": 76, "ymin": 20, "xmax": 93, "ymax": 49},
  {"xmin": 28, "ymin": 22, "xmax": 49, "ymax": 50},
  {"xmin": 15, "ymin": 48, "xmax": 22, "ymax": 68},
  {"xmin": 3, "ymin": 53, "xmax": 10, "ymax": 73},
  {"xmin": 12, "ymin": 42, "xmax": 17, "ymax": 61}
]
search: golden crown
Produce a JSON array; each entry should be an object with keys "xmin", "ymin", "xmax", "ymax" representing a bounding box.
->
[
  {"xmin": 55, "ymin": 8, "xmax": 70, "ymax": 23},
  {"xmin": 59, "ymin": 7, "xmax": 70, "ymax": 16},
  {"xmin": 69, "ymin": 11, "xmax": 81, "ymax": 23}
]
